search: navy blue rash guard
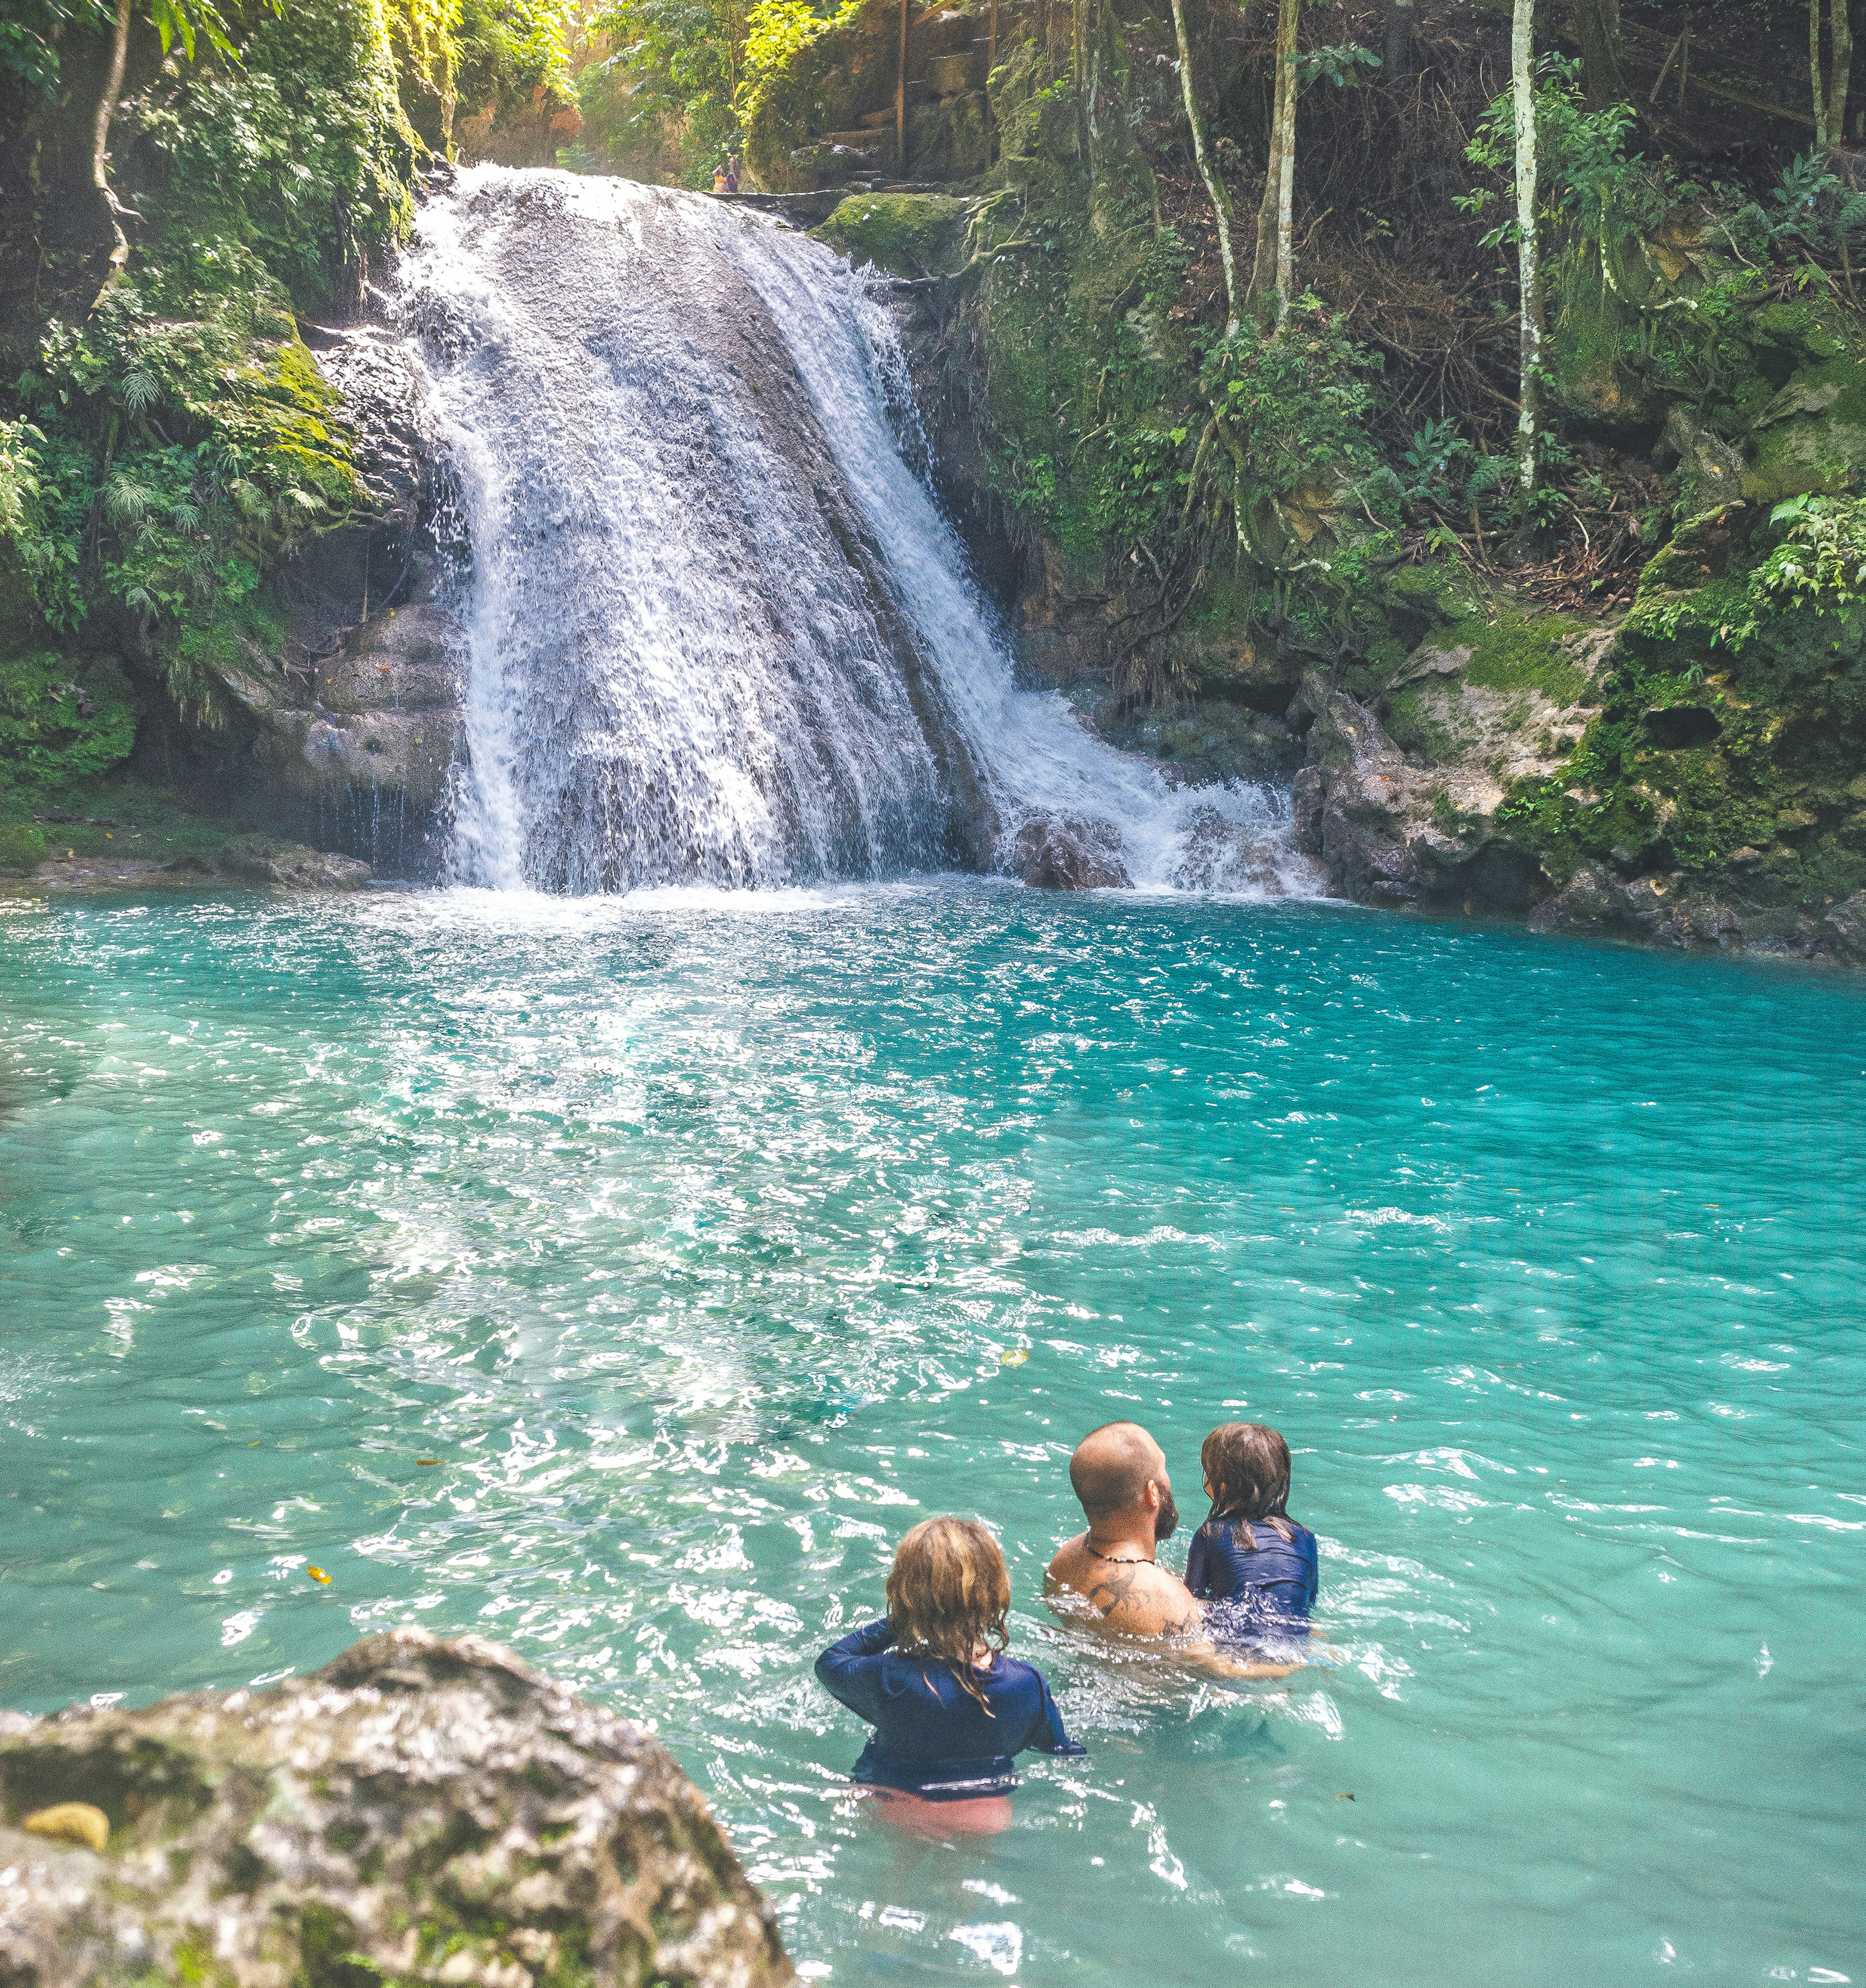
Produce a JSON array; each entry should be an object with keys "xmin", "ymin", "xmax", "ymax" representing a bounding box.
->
[
  {"xmin": 815, "ymin": 1619, "xmax": 1086, "ymax": 1798},
  {"xmin": 1184, "ymin": 1516, "xmax": 1319, "ymax": 1647}
]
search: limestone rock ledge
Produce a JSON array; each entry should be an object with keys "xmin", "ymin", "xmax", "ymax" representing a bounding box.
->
[{"xmin": 0, "ymin": 1628, "xmax": 795, "ymax": 1988}]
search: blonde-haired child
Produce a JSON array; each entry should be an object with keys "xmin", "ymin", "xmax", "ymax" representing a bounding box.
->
[{"xmin": 816, "ymin": 1516, "xmax": 1084, "ymax": 1834}]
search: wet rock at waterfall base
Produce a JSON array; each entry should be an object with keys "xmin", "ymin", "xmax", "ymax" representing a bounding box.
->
[
  {"xmin": 0, "ymin": 1628, "xmax": 796, "ymax": 1988},
  {"xmin": 1172, "ymin": 805, "xmax": 1325, "ymax": 897},
  {"xmin": 1820, "ymin": 889, "xmax": 1866, "ymax": 961},
  {"xmin": 1529, "ymin": 867, "xmax": 1742, "ymax": 949},
  {"xmin": 224, "ymin": 841, "xmax": 373, "ymax": 889},
  {"xmin": 1528, "ymin": 863, "xmax": 1627, "ymax": 935},
  {"xmin": 1013, "ymin": 816, "xmax": 1131, "ymax": 890}
]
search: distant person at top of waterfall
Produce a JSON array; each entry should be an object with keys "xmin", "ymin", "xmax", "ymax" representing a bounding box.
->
[
  {"xmin": 816, "ymin": 1516, "xmax": 1085, "ymax": 1837},
  {"xmin": 1185, "ymin": 1422, "xmax": 1319, "ymax": 1657},
  {"xmin": 1045, "ymin": 1422, "xmax": 1302, "ymax": 1679},
  {"xmin": 712, "ymin": 162, "xmax": 729, "ymax": 194},
  {"xmin": 726, "ymin": 153, "xmax": 742, "ymax": 191}
]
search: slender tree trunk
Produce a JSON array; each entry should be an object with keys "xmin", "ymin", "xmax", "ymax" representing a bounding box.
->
[
  {"xmin": 1830, "ymin": 0, "xmax": 1852, "ymax": 144},
  {"xmin": 1169, "ymin": 0, "xmax": 1239, "ymax": 326},
  {"xmin": 986, "ymin": 0, "xmax": 998, "ymax": 158},
  {"xmin": 1249, "ymin": 0, "xmax": 1297, "ymax": 319},
  {"xmin": 897, "ymin": 0, "xmax": 910, "ymax": 172},
  {"xmin": 91, "ymin": 0, "xmax": 133, "ymax": 285},
  {"xmin": 1813, "ymin": 0, "xmax": 1830, "ymax": 148},
  {"xmin": 1383, "ymin": 0, "xmax": 1413, "ymax": 86},
  {"xmin": 1512, "ymin": 0, "xmax": 1540, "ymax": 495},
  {"xmin": 1275, "ymin": 64, "xmax": 1294, "ymax": 314}
]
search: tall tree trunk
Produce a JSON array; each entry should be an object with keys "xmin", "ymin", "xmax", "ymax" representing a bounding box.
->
[
  {"xmin": 986, "ymin": 0, "xmax": 998, "ymax": 158},
  {"xmin": 1275, "ymin": 61, "xmax": 1294, "ymax": 313},
  {"xmin": 1566, "ymin": 0, "xmax": 1624, "ymax": 112},
  {"xmin": 1512, "ymin": 0, "xmax": 1540, "ymax": 495},
  {"xmin": 1830, "ymin": 0, "xmax": 1853, "ymax": 144},
  {"xmin": 1383, "ymin": 0, "xmax": 1413, "ymax": 86},
  {"xmin": 91, "ymin": 0, "xmax": 133, "ymax": 286},
  {"xmin": 1249, "ymin": 0, "xmax": 1297, "ymax": 320},
  {"xmin": 897, "ymin": 0, "xmax": 911, "ymax": 171},
  {"xmin": 1169, "ymin": 0, "xmax": 1239, "ymax": 326},
  {"xmin": 1813, "ymin": 0, "xmax": 1830, "ymax": 148}
]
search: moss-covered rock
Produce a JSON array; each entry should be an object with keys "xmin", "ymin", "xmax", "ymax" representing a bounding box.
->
[
  {"xmin": 813, "ymin": 191, "xmax": 970, "ymax": 274},
  {"xmin": 0, "ymin": 1628, "xmax": 795, "ymax": 1988},
  {"xmin": 1745, "ymin": 349, "xmax": 1866, "ymax": 501},
  {"xmin": 0, "ymin": 820, "xmax": 48, "ymax": 873}
]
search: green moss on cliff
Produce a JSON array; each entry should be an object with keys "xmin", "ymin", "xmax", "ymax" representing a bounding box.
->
[
  {"xmin": 1448, "ymin": 609, "xmax": 1592, "ymax": 704},
  {"xmin": 0, "ymin": 651, "xmax": 137, "ymax": 800},
  {"xmin": 813, "ymin": 193, "xmax": 969, "ymax": 275}
]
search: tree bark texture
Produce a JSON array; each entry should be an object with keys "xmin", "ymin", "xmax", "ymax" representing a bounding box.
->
[
  {"xmin": 1829, "ymin": 0, "xmax": 1853, "ymax": 144},
  {"xmin": 1565, "ymin": 0, "xmax": 1623, "ymax": 112},
  {"xmin": 1275, "ymin": 65, "xmax": 1294, "ymax": 313},
  {"xmin": 897, "ymin": 0, "xmax": 910, "ymax": 170},
  {"xmin": 1169, "ymin": 0, "xmax": 1239, "ymax": 326},
  {"xmin": 1807, "ymin": 0, "xmax": 1854, "ymax": 148},
  {"xmin": 1249, "ymin": 0, "xmax": 1297, "ymax": 321},
  {"xmin": 1512, "ymin": 0, "xmax": 1540, "ymax": 492},
  {"xmin": 91, "ymin": 0, "xmax": 134, "ymax": 282},
  {"xmin": 1383, "ymin": 0, "xmax": 1413, "ymax": 86}
]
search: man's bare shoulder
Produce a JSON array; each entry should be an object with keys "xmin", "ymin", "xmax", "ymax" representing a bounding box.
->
[{"xmin": 1044, "ymin": 1539, "xmax": 1199, "ymax": 1639}]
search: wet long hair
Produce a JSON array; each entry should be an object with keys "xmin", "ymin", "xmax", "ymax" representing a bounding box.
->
[
  {"xmin": 886, "ymin": 1516, "xmax": 1011, "ymax": 1712},
  {"xmin": 1200, "ymin": 1422, "xmax": 1297, "ymax": 1550}
]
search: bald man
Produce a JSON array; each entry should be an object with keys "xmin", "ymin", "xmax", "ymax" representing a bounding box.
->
[{"xmin": 1045, "ymin": 1421, "xmax": 1298, "ymax": 1679}]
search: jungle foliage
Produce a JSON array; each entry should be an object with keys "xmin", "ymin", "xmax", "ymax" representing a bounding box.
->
[{"xmin": 0, "ymin": 0, "xmax": 574, "ymax": 800}]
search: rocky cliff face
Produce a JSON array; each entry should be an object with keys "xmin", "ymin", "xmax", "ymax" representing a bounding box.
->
[
  {"xmin": 0, "ymin": 1628, "xmax": 795, "ymax": 1988},
  {"xmin": 189, "ymin": 318, "xmax": 465, "ymax": 879}
]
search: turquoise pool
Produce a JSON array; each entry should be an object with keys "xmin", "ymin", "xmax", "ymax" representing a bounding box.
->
[{"xmin": 1, "ymin": 885, "xmax": 1860, "ymax": 1985}]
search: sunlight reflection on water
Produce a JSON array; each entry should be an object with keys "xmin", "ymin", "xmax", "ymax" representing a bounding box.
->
[{"xmin": 0, "ymin": 882, "xmax": 1861, "ymax": 1985}]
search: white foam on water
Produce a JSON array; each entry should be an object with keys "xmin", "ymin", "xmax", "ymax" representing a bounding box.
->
[{"xmin": 397, "ymin": 167, "xmax": 1321, "ymax": 898}]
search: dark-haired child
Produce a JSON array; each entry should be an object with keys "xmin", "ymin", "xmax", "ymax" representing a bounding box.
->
[
  {"xmin": 1184, "ymin": 1422, "xmax": 1319, "ymax": 1651},
  {"xmin": 816, "ymin": 1515, "xmax": 1085, "ymax": 1836}
]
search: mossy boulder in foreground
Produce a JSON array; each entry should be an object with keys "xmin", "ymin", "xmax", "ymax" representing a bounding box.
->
[{"xmin": 0, "ymin": 1628, "xmax": 795, "ymax": 1988}]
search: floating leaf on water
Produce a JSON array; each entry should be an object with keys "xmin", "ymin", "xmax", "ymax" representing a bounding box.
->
[
  {"xmin": 416, "ymin": 1459, "xmax": 441, "ymax": 1466},
  {"xmin": 1336, "ymin": 1792, "xmax": 1355, "ymax": 1801},
  {"xmin": 307, "ymin": 1566, "xmax": 331, "ymax": 1585},
  {"xmin": 23, "ymin": 1802, "xmax": 109, "ymax": 1852},
  {"xmin": 1000, "ymin": 1349, "xmax": 1030, "ymax": 1367}
]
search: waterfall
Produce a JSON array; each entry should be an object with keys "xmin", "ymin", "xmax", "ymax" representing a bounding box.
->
[{"xmin": 398, "ymin": 167, "xmax": 1319, "ymax": 897}]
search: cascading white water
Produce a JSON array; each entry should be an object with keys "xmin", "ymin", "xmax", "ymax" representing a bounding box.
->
[{"xmin": 398, "ymin": 167, "xmax": 1321, "ymax": 896}]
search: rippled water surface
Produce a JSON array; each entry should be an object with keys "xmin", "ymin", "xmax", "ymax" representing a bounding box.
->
[{"xmin": 2, "ymin": 886, "xmax": 1861, "ymax": 1987}]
